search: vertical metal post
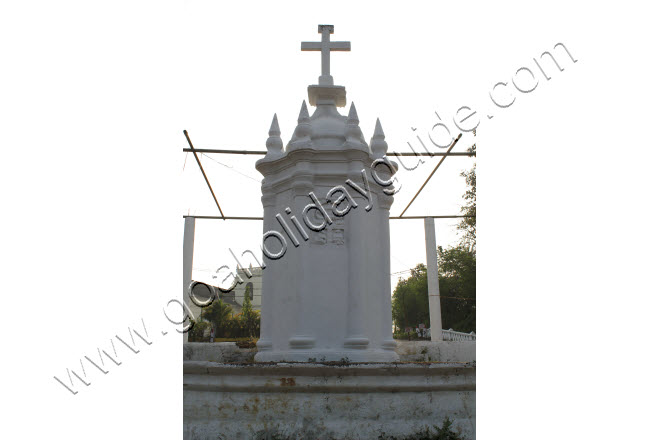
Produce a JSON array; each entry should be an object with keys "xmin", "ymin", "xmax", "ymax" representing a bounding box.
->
[
  {"xmin": 183, "ymin": 217, "xmax": 196, "ymax": 343},
  {"xmin": 424, "ymin": 217, "xmax": 443, "ymax": 341}
]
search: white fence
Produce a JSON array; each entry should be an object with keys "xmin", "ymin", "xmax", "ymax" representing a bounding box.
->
[{"xmin": 441, "ymin": 329, "xmax": 476, "ymax": 342}]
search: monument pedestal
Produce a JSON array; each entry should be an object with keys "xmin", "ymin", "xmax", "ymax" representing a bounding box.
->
[
  {"xmin": 253, "ymin": 348, "xmax": 399, "ymax": 363},
  {"xmin": 255, "ymin": 60, "xmax": 399, "ymax": 363},
  {"xmin": 254, "ymin": 142, "xmax": 399, "ymax": 363},
  {"xmin": 183, "ymin": 361, "xmax": 475, "ymax": 440}
]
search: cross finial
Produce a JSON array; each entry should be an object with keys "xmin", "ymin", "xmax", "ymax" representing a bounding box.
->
[{"xmin": 301, "ymin": 25, "xmax": 351, "ymax": 86}]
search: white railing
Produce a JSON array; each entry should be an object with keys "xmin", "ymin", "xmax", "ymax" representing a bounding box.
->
[{"xmin": 441, "ymin": 329, "xmax": 476, "ymax": 341}]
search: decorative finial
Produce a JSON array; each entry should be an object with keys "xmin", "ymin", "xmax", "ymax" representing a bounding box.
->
[
  {"xmin": 266, "ymin": 113, "xmax": 283, "ymax": 155},
  {"xmin": 374, "ymin": 118, "xmax": 384, "ymax": 137},
  {"xmin": 291, "ymin": 101, "xmax": 312, "ymax": 145},
  {"xmin": 298, "ymin": 100, "xmax": 310, "ymax": 123},
  {"xmin": 347, "ymin": 102, "xmax": 359, "ymax": 125},
  {"xmin": 370, "ymin": 118, "xmax": 388, "ymax": 157},
  {"xmin": 269, "ymin": 114, "xmax": 280, "ymax": 136},
  {"xmin": 345, "ymin": 102, "xmax": 367, "ymax": 148},
  {"xmin": 301, "ymin": 24, "xmax": 351, "ymax": 86}
]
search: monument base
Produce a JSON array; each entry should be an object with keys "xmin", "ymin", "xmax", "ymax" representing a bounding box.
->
[
  {"xmin": 183, "ymin": 361, "xmax": 475, "ymax": 440},
  {"xmin": 254, "ymin": 348, "xmax": 399, "ymax": 363}
]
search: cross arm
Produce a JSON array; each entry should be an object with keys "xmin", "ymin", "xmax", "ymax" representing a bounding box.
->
[
  {"xmin": 301, "ymin": 41, "xmax": 351, "ymax": 51},
  {"xmin": 328, "ymin": 41, "xmax": 351, "ymax": 51},
  {"xmin": 301, "ymin": 42, "xmax": 322, "ymax": 51}
]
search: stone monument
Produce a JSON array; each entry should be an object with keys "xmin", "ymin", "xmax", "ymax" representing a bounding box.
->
[
  {"xmin": 254, "ymin": 25, "xmax": 399, "ymax": 362},
  {"xmin": 184, "ymin": 26, "xmax": 475, "ymax": 440}
]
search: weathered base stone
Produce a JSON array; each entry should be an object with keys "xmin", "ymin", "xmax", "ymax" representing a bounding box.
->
[
  {"xmin": 183, "ymin": 342, "xmax": 257, "ymax": 363},
  {"xmin": 183, "ymin": 361, "xmax": 475, "ymax": 440},
  {"xmin": 183, "ymin": 341, "xmax": 476, "ymax": 364},
  {"xmin": 395, "ymin": 341, "xmax": 476, "ymax": 363}
]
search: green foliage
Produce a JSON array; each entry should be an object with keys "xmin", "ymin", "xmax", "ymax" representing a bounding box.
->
[
  {"xmin": 392, "ymin": 247, "xmax": 475, "ymax": 333},
  {"xmin": 392, "ymin": 264, "xmax": 430, "ymax": 332},
  {"xmin": 198, "ymin": 290, "xmax": 261, "ymax": 340},
  {"xmin": 437, "ymin": 245, "xmax": 476, "ymax": 333},
  {"xmin": 250, "ymin": 418, "xmax": 465, "ymax": 440},
  {"xmin": 248, "ymin": 418, "xmax": 466, "ymax": 440},
  {"xmin": 241, "ymin": 287, "xmax": 260, "ymax": 338},
  {"xmin": 187, "ymin": 319, "xmax": 210, "ymax": 342},
  {"xmin": 218, "ymin": 314, "xmax": 241, "ymax": 338},
  {"xmin": 235, "ymin": 338, "xmax": 257, "ymax": 348},
  {"xmin": 393, "ymin": 331, "xmax": 423, "ymax": 340},
  {"xmin": 378, "ymin": 418, "xmax": 466, "ymax": 440},
  {"xmin": 457, "ymin": 142, "xmax": 476, "ymax": 250},
  {"xmin": 200, "ymin": 298, "xmax": 233, "ymax": 335},
  {"xmin": 391, "ymin": 149, "xmax": 476, "ymax": 334}
]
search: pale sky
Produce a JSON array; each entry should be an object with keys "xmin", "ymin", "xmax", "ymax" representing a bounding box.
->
[
  {"xmin": 4, "ymin": 1, "xmax": 658, "ymax": 439},
  {"xmin": 180, "ymin": 5, "xmax": 484, "ymax": 291}
]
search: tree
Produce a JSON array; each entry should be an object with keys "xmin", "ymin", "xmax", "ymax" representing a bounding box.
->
[
  {"xmin": 392, "ymin": 264, "xmax": 430, "ymax": 332},
  {"xmin": 187, "ymin": 319, "xmax": 210, "ymax": 342},
  {"xmin": 457, "ymin": 143, "xmax": 476, "ymax": 250},
  {"xmin": 444, "ymin": 137, "xmax": 477, "ymax": 331},
  {"xmin": 391, "ymin": 250, "xmax": 476, "ymax": 334},
  {"xmin": 391, "ymin": 140, "xmax": 477, "ymax": 335},
  {"xmin": 200, "ymin": 298, "xmax": 233, "ymax": 335},
  {"xmin": 437, "ymin": 245, "xmax": 476, "ymax": 332},
  {"xmin": 240, "ymin": 285, "xmax": 260, "ymax": 338}
]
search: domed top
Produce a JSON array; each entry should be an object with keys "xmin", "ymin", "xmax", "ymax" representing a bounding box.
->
[{"xmin": 284, "ymin": 100, "xmax": 369, "ymax": 153}]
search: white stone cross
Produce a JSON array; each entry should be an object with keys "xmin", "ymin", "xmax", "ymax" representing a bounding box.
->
[{"xmin": 301, "ymin": 25, "xmax": 350, "ymax": 86}]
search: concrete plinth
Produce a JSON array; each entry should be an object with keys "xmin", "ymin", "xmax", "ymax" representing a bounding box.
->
[
  {"xmin": 183, "ymin": 342, "xmax": 257, "ymax": 364},
  {"xmin": 183, "ymin": 361, "xmax": 475, "ymax": 440},
  {"xmin": 395, "ymin": 340, "xmax": 477, "ymax": 363}
]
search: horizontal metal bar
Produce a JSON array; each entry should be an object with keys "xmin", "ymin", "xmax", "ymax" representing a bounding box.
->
[
  {"xmin": 183, "ymin": 216, "xmax": 263, "ymax": 220},
  {"xmin": 182, "ymin": 215, "xmax": 474, "ymax": 220},
  {"xmin": 392, "ymin": 152, "xmax": 473, "ymax": 157},
  {"xmin": 182, "ymin": 148, "xmax": 474, "ymax": 157},
  {"xmin": 389, "ymin": 215, "xmax": 474, "ymax": 219},
  {"xmin": 182, "ymin": 148, "xmax": 266, "ymax": 155}
]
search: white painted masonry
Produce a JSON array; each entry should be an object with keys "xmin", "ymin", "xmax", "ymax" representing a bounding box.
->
[
  {"xmin": 425, "ymin": 217, "xmax": 443, "ymax": 342},
  {"xmin": 183, "ymin": 217, "xmax": 196, "ymax": 343},
  {"xmin": 182, "ymin": 25, "xmax": 476, "ymax": 440},
  {"xmin": 254, "ymin": 26, "xmax": 398, "ymax": 363}
]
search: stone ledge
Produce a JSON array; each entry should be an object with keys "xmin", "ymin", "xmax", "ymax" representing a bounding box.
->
[
  {"xmin": 184, "ymin": 360, "xmax": 475, "ymax": 376},
  {"xmin": 183, "ymin": 342, "xmax": 256, "ymax": 363},
  {"xmin": 183, "ymin": 341, "xmax": 477, "ymax": 364},
  {"xmin": 396, "ymin": 340, "xmax": 476, "ymax": 363},
  {"xmin": 184, "ymin": 361, "xmax": 475, "ymax": 394},
  {"xmin": 184, "ymin": 361, "xmax": 475, "ymax": 440}
]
